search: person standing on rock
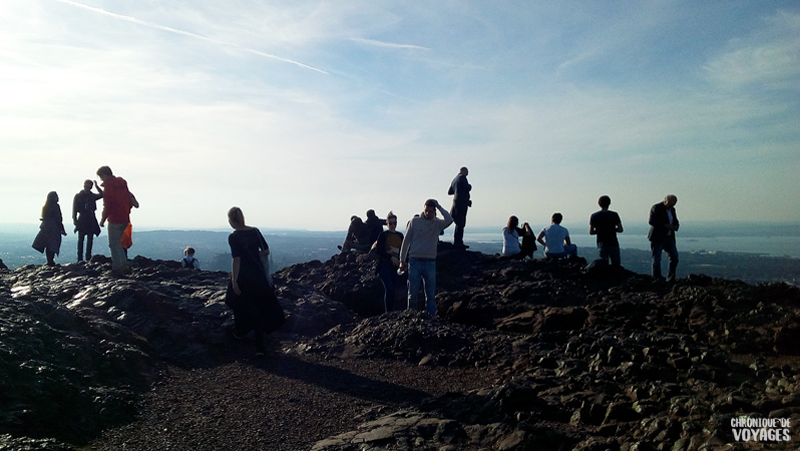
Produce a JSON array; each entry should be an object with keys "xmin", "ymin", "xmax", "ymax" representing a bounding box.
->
[
  {"xmin": 648, "ymin": 194, "xmax": 679, "ymax": 282},
  {"xmin": 31, "ymin": 191, "xmax": 67, "ymax": 266},
  {"xmin": 589, "ymin": 195, "xmax": 624, "ymax": 267},
  {"xmin": 97, "ymin": 166, "xmax": 134, "ymax": 276},
  {"xmin": 448, "ymin": 166, "xmax": 471, "ymax": 249},
  {"xmin": 374, "ymin": 211, "xmax": 404, "ymax": 313},
  {"xmin": 226, "ymin": 207, "xmax": 285, "ymax": 357},
  {"xmin": 72, "ymin": 179, "xmax": 103, "ymax": 262},
  {"xmin": 399, "ymin": 199, "xmax": 453, "ymax": 315},
  {"xmin": 537, "ymin": 213, "xmax": 578, "ymax": 259}
]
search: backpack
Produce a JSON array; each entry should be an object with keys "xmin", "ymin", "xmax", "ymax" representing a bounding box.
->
[{"xmin": 182, "ymin": 257, "xmax": 197, "ymax": 269}]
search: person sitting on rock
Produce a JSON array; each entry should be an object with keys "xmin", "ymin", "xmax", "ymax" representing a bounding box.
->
[
  {"xmin": 537, "ymin": 213, "xmax": 577, "ymax": 259},
  {"xmin": 339, "ymin": 215, "xmax": 371, "ymax": 253},
  {"xmin": 502, "ymin": 215, "xmax": 536, "ymax": 259},
  {"xmin": 181, "ymin": 246, "xmax": 201, "ymax": 270},
  {"xmin": 364, "ymin": 209, "xmax": 387, "ymax": 245}
]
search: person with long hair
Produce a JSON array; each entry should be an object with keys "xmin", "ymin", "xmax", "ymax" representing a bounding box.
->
[
  {"xmin": 32, "ymin": 191, "xmax": 67, "ymax": 266},
  {"xmin": 225, "ymin": 207, "xmax": 285, "ymax": 357},
  {"xmin": 502, "ymin": 215, "xmax": 535, "ymax": 259},
  {"xmin": 373, "ymin": 211, "xmax": 404, "ymax": 312}
]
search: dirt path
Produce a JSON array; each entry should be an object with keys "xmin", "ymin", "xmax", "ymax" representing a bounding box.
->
[{"xmin": 88, "ymin": 334, "xmax": 498, "ymax": 451}]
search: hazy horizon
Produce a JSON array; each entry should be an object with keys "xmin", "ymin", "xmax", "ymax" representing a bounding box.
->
[
  {"xmin": 3, "ymin": 219, "xmax": 800, "ymax": 237},
  {"xmin": 2, "ymin": 1, "xmax": 799, "ymax": 230}
]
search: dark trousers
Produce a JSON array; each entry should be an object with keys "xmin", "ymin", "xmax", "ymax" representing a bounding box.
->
[
  {"xmin": 451, "ymin": 202, "xmax": 468, "ymax": 246},
  {"xmin": 77, "ymin": 232, "xmax": 94, "ymax": 261},
  {"xmin": 378, "ymin": 263, "xmax": 398, "ymax": 313},
  {"xmin": 651, "ymin": 240, "xmax": 679, "ymax": 281}
]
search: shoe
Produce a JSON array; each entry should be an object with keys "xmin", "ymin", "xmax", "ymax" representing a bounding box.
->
[{"xmin": 255, "ymin": 350, "xmax": 266, "ymax": 357}]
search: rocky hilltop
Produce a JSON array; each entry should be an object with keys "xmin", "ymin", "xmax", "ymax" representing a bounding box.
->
[{"xmin": 1, "ymin": 246, "xmax": 799, "ymax": 450}]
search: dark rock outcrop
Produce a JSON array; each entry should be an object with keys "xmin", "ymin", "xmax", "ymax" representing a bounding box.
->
[{"xmin": 2, "ymin": 244, "xmax": 800, "ymax": 450}]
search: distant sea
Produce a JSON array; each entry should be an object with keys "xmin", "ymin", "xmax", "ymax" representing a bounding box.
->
[
  {"xmin": 458, "ymin": 231, "xmax": 800, "ymax": 259},
  {"xmin": 1, "ymin": 222, "xmax": 799, "ymax": 281}
]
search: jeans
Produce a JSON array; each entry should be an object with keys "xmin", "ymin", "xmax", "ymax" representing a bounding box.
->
[
  {"xmin": 598, "ymin": 244, "xmax": 620, "ymax": 266},
  {"xmin": 77, "ymin": 232, "xmax": 94, "ymax": 261},
  {"xmin": 378, "ymin": 262, "xmax": 398, "ymax": 313},
  {"xmin": 107, "ymin": 222, "xmax": 129, "ymax": 272},
  {"xmin": 651, "ymin": 240, "xmax": 679, "ymax": 281},
  {"xmin": 407, "ymin": 258, "xmax": 437, "ymax": 315},
  {"xmin": 545, "ymin": 244, "xmax": 578, "ymax": 259}
]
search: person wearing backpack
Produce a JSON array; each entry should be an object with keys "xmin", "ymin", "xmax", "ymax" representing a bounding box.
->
[{"xmin": 181, "ymin": 246, "xmax": 201, "ymax": 270}]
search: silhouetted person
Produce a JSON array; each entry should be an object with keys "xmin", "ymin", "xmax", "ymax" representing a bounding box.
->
[
  {"xmin": 537, "ymin": 213, "xmax": 578, "ymax": 259},
  {"xmin": 97, "ymin": 166, "xmax": 133, "ymax": 275},
  {"xmin": 589, "ymin": 195, "xmax": 624, "ymax": 266},
  {"xmin": 448, "ymin": 166, "xmax": 471, "ymax": 249},
  {"xmin": 182, "ymin": 246, "xmax": 200, "ymax": 269},
  {"xmin": 32, "ymin": 191, "xmax": 67, "ymax": 266},
  {"xmin": 399, "ymin": 199, "xmax": 453, "ymax": 315},
  {"xmin": 72, "ymin": 179, "xmax": 103, "ymax": 262},
  {"xmin": 649, "ymin": 194, "xmax": 679, "ymax": 281},
  {"xmin": 364, "ymin": 209, "xmax": 387, "ymax": 244},
  {"xmin": 0, "ymin": 259, "xmax": 7, "ymax": 270},
  {"xmin": 502, "ymin": 215, "xmax": 535, "ymax": 259},
  {"xmin": 226, "ymin": 206, "xmax": 284, "ymax": 357},
  {"xmin": 374, "ymin": 211, "xmax": 404, "ymax": 313},
  {"xmin": 339, "ymin": 215, "xmax": 371, "ymax": 253}
]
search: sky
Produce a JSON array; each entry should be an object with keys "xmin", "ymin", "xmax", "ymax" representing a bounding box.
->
[{"xmin": 1, "ymin": 0, "xmax": 799, "ymax": 231}]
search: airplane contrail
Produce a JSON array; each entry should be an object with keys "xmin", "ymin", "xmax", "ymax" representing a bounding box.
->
[
  {"xmin": 350, "ymin": 38, "xmax": 432, "ymax": 51},
  {"xmin": 52, "ymin": 0, "xmax": 329, "ymax": 75}
]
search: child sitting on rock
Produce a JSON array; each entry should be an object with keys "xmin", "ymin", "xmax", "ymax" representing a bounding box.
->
[{"xmin": 181, "ymin": 246, "xmax": 200, "ymax": 270}]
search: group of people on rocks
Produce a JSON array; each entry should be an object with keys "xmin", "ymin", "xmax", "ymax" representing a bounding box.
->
[
  {"xmin": 338, "ymin": 164, "xmax": 682, "ymax": 318},
  {"xmin": 31, "ymin": 166, "xmax": 139, "ymax": 276},
  {"xmin": 501, "ymin": 194, "xmax": 679, "ymax": 282},
  {"xmin": 30, "ymin": 170, "xmax": 282, "ymax": 357},
  {"xmin": 28, "ymin": 163, "xmax": 680, "ymax": 358},
  {"xmin": 338, "ymin": 168, "xmax": 472, "ymax": 316}
]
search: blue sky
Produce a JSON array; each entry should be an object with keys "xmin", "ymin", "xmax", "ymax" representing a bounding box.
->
[{"xmin": 1, "ymin": 0, "xmax": 799, "ymax": 231}]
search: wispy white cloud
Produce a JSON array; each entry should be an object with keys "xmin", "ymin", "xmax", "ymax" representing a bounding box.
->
[
  {"xmin": 703, "ymin": 10, "xmax": 800, "ymax": 88},
  {"xmin": 51, "ymin": 0, "xmax": 330, "ymax": 74},
  {"xmin": 349, "ymin": 37, "xmax": 431, "ymax": 51}
]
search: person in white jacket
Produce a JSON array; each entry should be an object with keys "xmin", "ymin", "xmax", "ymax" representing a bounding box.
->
[{"xmin": 399, "ymin": 199, "xmax": 453, "ymax": 315}]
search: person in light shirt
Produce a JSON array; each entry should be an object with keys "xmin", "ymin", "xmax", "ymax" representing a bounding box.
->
[{"xmin": 537, "ymin": 213, "xmax": 577, "ymax": 259}]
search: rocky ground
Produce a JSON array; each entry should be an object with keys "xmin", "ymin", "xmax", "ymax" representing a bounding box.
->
[{"xmin": 1, "ymin": 245, "xmax": 799, "ymax": 450}]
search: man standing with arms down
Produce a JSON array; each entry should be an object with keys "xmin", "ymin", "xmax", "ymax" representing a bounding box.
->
[
  {"xmin": 399, "ymin": 199, "xmax": 453, "ymax": 316},
  {"xmin": 96, "ymin": 166, "xmax": 133, "ymax": 276},
  {"xmin": 648, "ymin": 194, "xmax": 679, "ymax": 282},
  {"xmin": 448, "ymin": 166, "xmax": 471, "ymax": 249},
  {"xmin": 589, "ymin": 195, "xmax": 624, "ymax": 267}
]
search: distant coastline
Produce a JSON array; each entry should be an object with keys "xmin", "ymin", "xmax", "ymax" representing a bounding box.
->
[{"xmin": 1, "ymin": 222, "xmax": 798, "ymax": 286}]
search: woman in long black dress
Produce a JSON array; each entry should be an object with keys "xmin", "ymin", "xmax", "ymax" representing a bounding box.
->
[
  {"xmin": 32, "ymin": 191, "xmax": 67, "ymax": 266},
  {"xmin": 225, "ymin": 206, "xmax": 285, "ymax": 357}
]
